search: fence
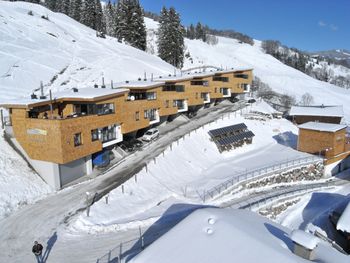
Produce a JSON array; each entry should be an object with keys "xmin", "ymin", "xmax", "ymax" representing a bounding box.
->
[
  {"xmin": 95, "ymin": 178, "xmax": 337, "ymax": 263},
  {"xmin": 201, "ymin": 156, "xmax": 323, "ymax": 202}
]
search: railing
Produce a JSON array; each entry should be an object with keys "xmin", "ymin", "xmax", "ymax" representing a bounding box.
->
[
  {"xmin": 200, "ymin": 156, "xmax": 322, "ymax": 202},
  {"xmin": 95, "ymin": 179, "xmax": 336, "ymax": 263}
]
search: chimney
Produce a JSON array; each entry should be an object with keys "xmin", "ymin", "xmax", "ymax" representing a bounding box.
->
[
  {"xmin": 144, "ymin": 72, "xmax": 147, "ymax": 81},
  {"xmin": 72, "ymin": 88, "xmax": 78, "ymax": 92},
  {"xmin": 94, "ymin": 84, "xmax": 98, "ymax": 88},
  {"xmin": 39, "ymin": 81, "xmax": 46, "ymax": 99},
  {"xmin": 111, "ymin": 80, "xmax": 114, "ymax": 89},
  {"xmin": 101, "ymin": 77, "xmax": 106, "ymax": 88},
  {"xmin": 31, "ymin": 93, "xmax": 37, "ymax": 99}
]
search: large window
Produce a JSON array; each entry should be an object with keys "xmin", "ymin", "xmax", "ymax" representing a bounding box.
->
[
  {"xmin": 234, "ymin": 73, "xmax": 249, "ymax": 79},
  {"xmin": 74, "ymin": 104, "xmax": 96, "ymax": 115},
  {"xmin": 97, "ymin": 103, "xmax": 115, "ymax": 115},
  {"xmin": 135, "ymin": 111, "xmax": 140, "ymax": 121},
  {"xmin": 100, "ymin": 125, "xmax": 117, "ymax": 143},
  {"xmin": 162, "ymin": 85, "xmax": 185, "ymax": 92},
  {"xmin": 213, "ymin": 76, "xmax": 229, "ymax": 82},
  {"xmin": 144, "ymin": 109, "xmax": 157, "ymax": 121},
  {"xmin": 146, "ymin": 92, "xmax": 157, "ymax": 100},
  {"xmin": 191, "ymin": 80, "xmax": 209, "ymax": 86},
  {"xmin": 74, "ymin": 133, "xmax": 82, "ymax": 147}
]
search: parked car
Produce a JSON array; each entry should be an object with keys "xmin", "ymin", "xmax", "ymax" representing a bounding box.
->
[
  {"xmin": 247, "ymin": 98, "xmax": 256, "ymax": 104},
  {"xmin": 142, "ymin": 128, "xmax": 159, "ymax": 142}
]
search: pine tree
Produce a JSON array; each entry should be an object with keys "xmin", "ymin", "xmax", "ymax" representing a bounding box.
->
[
  {"xmin": 69, "ymin": 0, "xmax": 82, "ymax": 22},
  {"xmin": 195, "ymin": 22, "xmax": 206, "ymax": 41},
  {"xmin": 157, "ymin": 6, "xmax": 184, "ymax": 68},
  {"xmin": 95, "ymin": 0, "xmax": 105, "ymax": 34},
  {"xmin": 45, "ymin": 0, "xmax": 57, "ymax": 11},
  {"xmin": 81, "ymin": 0, "xmax": 96, "ymax": 29},
  {"xmin": 103, "ymin": 1, "xmax": 116, "ymax": 36},
  {"xmin": 57, "ymin": 0, "xmax": 70, "ymax": 15},
  {"xmin": 115, "ymin": 0, "xmax": 146, "ymax": 50},
  {"xmin": 187, "ymin": 24, "xmax": 195, "ymax": 39}
]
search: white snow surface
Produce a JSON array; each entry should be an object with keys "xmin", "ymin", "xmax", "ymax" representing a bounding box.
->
[
  {"xmin": 0, "ymin": 2, "xmax": 173, "ymax": 103},
  {"xmin": 0, "ymin": 134, "xmax": 53, "ymax": 219},
  {"xmin": 298, "ymin": 122, "xmax": 347, "ymax": 132},
  {"xmin": 291, "ymin": 229, "xmax": 319, "ymax": 249},
  {"xmin": 290, "ymin": 105, "xmax": 343, "ymax": 117},
  {"xmin": 337, "ymin": 201, "xmax": 350, "ymax": 233},
  {"xmin": 145, "ymin": 18, "xmax": 350, "ymax": 123},
  {"xmin": 130, "ymin": 208, "xmax": 345, "ymax": 263},
  {"xmin": 71, "ymin": 101, "xmax": 310, "ymax": 233}
]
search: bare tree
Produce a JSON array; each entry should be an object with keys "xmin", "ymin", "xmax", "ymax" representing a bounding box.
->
[{"xmin": 300, "ymin": 92, "xmax": 314, "ymax": 106}]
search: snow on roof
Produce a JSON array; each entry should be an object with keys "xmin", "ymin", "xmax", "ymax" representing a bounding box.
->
[
  {"xmin": 291, "ymin": 230, "xmax": 319, "ymax": 250},
  {"xmin": 289, "ymin": 105, "xmax": 344, "ymax": 117},
  {"xmin": 0, "ymin": 87, "xmax": 129, "ymax": 107},
  {"xmin": 130, "ymin": 208, "xmax": 308, "ymax": 263},
  {"xmin": 298, "ymin": 122, "xmax": 347, "ymax": 132},
  {"xmin": 113, "ymin": 80, "xmax": 165, "ymax": 89},
  {"xmin": 337, "ymin": 202, "xmax": 350, "ymax": 233}
]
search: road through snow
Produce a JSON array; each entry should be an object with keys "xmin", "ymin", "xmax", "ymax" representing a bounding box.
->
[{"xmin": 0, "ymin": 102, "xmax": 245, "ymax": 263}]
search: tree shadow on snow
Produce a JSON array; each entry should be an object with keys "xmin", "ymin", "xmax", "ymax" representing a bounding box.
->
[
  {"xmin": 122, "ymin": 203, "xmax": 216, "ymax": 262},
  {"xmin": 273, "ymin": 131, "xmax": 298, "ymax": 149},
  {"xmin": 264, "ymin": 223, "xmax": 294, "ymax": 252}
]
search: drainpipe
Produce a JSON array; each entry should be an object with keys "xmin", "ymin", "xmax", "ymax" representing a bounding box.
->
[
  {"xmin": 0, "ymin": 109, "xmax": 4, "ymax": 129},
  {"xmin": 49, "ymin": 90, "xmax": 53, "ymax": 119}
]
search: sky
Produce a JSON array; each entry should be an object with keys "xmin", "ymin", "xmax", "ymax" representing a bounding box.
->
[{"xmin": 138, "ymin": 0, "xmax": 350, "ymax": 52}]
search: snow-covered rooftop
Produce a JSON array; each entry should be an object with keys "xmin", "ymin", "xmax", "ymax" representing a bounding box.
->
[
  {"xmin": 291, "ymin": 229, "xmax": 319, "ymax": 250},
  {"xmin": 114, "ymin": 80, "xmax": 165, "ymax": 89},
  {"xmin": 0, "ymin": 87, "xmax": 129, "ymax": 107},
  {"xmin": 289, "ymin": 105, "xmax": 344, "ymax": 117},
  {"xmin": 337, "ymin": 201, "xmax": 350, "ymax": 233},
  {"xmin": 130, "ymin": 208, "xmax": 310, "ymax": 263},
  {"xmin": 298, "ymin": 122, "xmax": 347, "ymax": 132}
]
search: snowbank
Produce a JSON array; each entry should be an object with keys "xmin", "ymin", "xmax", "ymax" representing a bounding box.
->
[
  {"xmin": 337, "ymin": 201, "xmax": 350, "ymax": 233},
  {"xmin": 0, "ymin": 134, "xmax": 53, "ymax": 219},
  {"xmin": 291, "ymin": 229, "xmax": 319, "ymax": 249}
]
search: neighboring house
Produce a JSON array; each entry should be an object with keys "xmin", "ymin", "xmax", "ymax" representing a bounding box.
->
[
  {"xmin": 0, "ymin": 69, "xmax": 253, "ymax": 189},
  {"xmin": 130, "ymin": 208, "xmax": 348, "ymax": 263},
  {"xmin": 289, "ymin": 105, "xmax": 343, "ymax": 124},
  {"xmin": 297, "ymin": 121, "xmax": 350, "ymax": 175}
]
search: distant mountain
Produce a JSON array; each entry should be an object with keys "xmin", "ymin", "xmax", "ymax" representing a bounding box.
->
[{"xmin": 309, "ymin": 49, "xmax": 350, "ymax": 66}]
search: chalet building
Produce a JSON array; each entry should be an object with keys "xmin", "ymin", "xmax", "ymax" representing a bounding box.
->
[
  {"xmin": 289, "ymin": 105, "xmax": 343, "ymax": 124},
  {"xmin": 297, "ymin": 121, "xmax": 350, "ymax": 175},
  {"xmin": 0, "ymin": 68, "xmax": 253, "ymax": 189}
]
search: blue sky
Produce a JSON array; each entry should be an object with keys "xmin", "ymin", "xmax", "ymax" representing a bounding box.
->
[{"xmin": 138, "ymin": 0, "xmax": 350, "ymax": 52}]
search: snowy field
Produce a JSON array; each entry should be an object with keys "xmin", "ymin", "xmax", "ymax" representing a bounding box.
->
[{"xmin": 70, "ymin": 101, "xmax": 310, "ymax": 234}]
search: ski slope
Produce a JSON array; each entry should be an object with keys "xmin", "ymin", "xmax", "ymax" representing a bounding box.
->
[
  {"xmin": 0, "ymin": 2, "xmax": 173, "ymax": 102},
  {"xmin": 145, "ymin": 18, "xmax": 350, "ymax": 123}
]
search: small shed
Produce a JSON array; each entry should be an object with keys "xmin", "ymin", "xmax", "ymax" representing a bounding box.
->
[{"xmin": 291, "ymin": 230, "xmax": 319, "ymax": 260}]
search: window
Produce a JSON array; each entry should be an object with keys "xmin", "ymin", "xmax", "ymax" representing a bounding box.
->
[
  {"xmin": 100, "ymin": 125, "xmax": 117, "ymax": 142},
  {"xmin": 191, "ymin": 80, "xmax": 209, "ymax": 86},
  {"xmin": 213, "ymin": 76, "xmax": 229, "ymax": 82},
  {"xmin": 97, "ymin": 103, "xmax": 115, "ymax": 115},
  {"xmin": 135, "ymin": 111, "xmax": 140, "ymax": 121},
  {"xmin": 162, "ymin": 85, "xmax": 185, "ymax": 92},
  {"xmin": 146, "ymin": 92, "xmax": 157, "ymax": 100},
  {"xmin": 91, "ymin": 129, "xmax": 99, "ymax": 141},
  {"xmin": 144, "ymin": 109, "xmax": 157, "ymax": 121},
  {"xmin": 234, "ymin": 73, "xmax": 249, "ymax": 79},
  {"xmin": 74, "ymin": 133, "xmax": 82, "ymax": 147}
]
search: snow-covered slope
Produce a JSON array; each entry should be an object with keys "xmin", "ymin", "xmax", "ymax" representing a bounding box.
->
[
  {"xmin": 0, "ymin": 2, "xmax": 173, "ymax": 102},
  {"xmin": 145, "ymin": 18, "xmax": 350, "ymax": 122}
]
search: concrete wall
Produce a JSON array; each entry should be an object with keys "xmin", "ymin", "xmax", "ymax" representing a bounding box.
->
[{"xmin": 10, "ymin": 138, "xmax": 60, "ymax": 190}]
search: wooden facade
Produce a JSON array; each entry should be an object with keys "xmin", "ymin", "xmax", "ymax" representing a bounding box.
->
[
  {"xmin": 1, "ymin": 69, "xmax": 253, "ymax": 165},
  {"xmin": 297, "ymin": 123, "xmax": 350, "ymax": 165}
]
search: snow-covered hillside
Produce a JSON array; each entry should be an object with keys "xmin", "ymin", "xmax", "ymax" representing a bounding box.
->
[
  {"xmin": 0, "ymin": 2, "xmax": 173, "ymax": 102},
  {"xmin": 145, "ymin": 18, "xmax": 350, "ymax": 122}
]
